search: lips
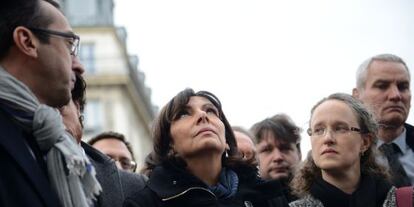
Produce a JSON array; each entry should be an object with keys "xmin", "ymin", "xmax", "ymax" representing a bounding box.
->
[
  {"xmin": 384, "ymin": 105, "xmax": 404, "ymax": 112},
  {"xmin": 321, "ymin": 148, "xmax": 338, "ymax": 155},
  {"xmin": 195, "ymin": 127, "xmax": 217, "ymax": 137},
  {"xmin": 270, "ymin": 166, "xmax": 289, "ymax": 173}
]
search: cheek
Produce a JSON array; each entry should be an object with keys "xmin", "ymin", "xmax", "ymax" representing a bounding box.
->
[
  {"xmin": 214, "ymin": 120, "xmax": 226, "ymax": 142},
  {"xmin": 287, "ymin": 152, "xmax": 300, "ymax": 164},
  {"xmin": 310, "ymin": 139, "xmax": 321, "ymax": 163}
]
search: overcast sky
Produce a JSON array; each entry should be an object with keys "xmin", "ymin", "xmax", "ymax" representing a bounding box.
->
[{"xmin": 113, "ymin": 0, "xmax": 414, "ymax": 155}]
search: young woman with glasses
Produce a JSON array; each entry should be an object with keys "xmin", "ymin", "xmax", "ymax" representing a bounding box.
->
[{"xmin": 289, "ymin": 93, "xmax": 410, "ymax": 207}]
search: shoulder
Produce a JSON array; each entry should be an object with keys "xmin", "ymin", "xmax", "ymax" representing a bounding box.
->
[
  {"xmin": 123, "ymin": 186, "xmax": 161, "ymax": 207},
  {"xmin": 404, "ymin": 123, "xmax": 414, "ymax": 138},
  {"xmin": 289, "ymin": 195, "xmax": 324, "ymax": 207},
  {"xmin": 382, "ymin": 187, "xmax": 398, "ymax": 207},
  {"xmin": 0, "ymin": 109, "xmax": 23, "ymax": 138},
  {"xmin": 81, "ymin": 142, "xmax": 111, "ymax": 163},
  {"xmin": 404, "ymin": 123, "xmax": 414, "ymax": 150},
  {"xmin": 119, "ymin": 171, "xmax": 148, "ymax": 199}
]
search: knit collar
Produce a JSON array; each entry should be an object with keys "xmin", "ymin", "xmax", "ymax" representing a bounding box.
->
[
  {"xmin": 208, "ymin": 167, "xmax": 239, "ymax": 199},
  {"xmin": 310, "ymin": 174, "xmax": 391, "ymax": 207}
]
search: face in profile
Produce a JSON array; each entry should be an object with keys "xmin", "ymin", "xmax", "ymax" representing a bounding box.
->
[
  {"xmin": 170, "ymin": 96, "xmax": 226, "ymax": 159},
  {"xmin": 35, "ymin": 1, "xmax": 76, "ymax": 107},
  {"xmin": 310, "ymin": 100, "xmax": 370, "ymax": 173},
  {"xmin": 256, "ymin": 131, "xmax": 300, "ymax": 180},
  {"xmin": 356, "ymin": 60, "xmax": 411, "ymax": 127}
]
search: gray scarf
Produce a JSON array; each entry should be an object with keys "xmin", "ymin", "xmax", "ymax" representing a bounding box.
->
[{"xmin": 0, "ymin": 66, "xmax": 101, "ymax": 207}]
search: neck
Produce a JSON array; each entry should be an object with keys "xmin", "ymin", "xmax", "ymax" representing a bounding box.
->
[
  {"xmin": 378, "ymin": 124, "xmax": 404, "ymax": 143},
  {"xmin": 1, "ymin": 54, "xmax": 44, "ymax": 102},
  {"xmin": 185, "ymin": 153, "xmax": 223, "ymax": 186},
  {"xmin": 321, "ymin": 164, "xmax": 360, "ymax": 194}
]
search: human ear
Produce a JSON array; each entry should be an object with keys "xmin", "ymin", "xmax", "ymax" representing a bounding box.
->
[
  {"xmin": 352, "ymin": 88, "xmax": 360, "ymax": 99},
  {"xmin": 13, "ymin": 26, "xmax": 39, "ymax": 58},
  {"xmin": 360, "ymin": 134, "xmax": 372, "ymax": 154}
]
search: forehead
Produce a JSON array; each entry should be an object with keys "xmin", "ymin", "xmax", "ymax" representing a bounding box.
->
[
  {"xmin": 186, "ymin": 96, "xmax": 214, "ymax": 107},
  {"xmin": 258, "ymin": 130, "xmax": 291, "ymax": 146},
  {"xmin": 234, "ymin": 131, "xmax": 254, "ymax": 145},
  {"xmin": 311, "ymin": 100, "xmax": 358, "ymax": 126},
  {"xmin": 40, "ymin": 1, "xmax": 72, "ymax": 31},
  {"xmin": 94, "ymin": 138, "xmax": 126, "ymax": 148},
  {"xmin": 366, "ymin": 60, "xmax": 410, "ymax": 83}
]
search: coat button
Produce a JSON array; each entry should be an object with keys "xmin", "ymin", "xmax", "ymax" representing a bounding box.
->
[{"xmin": 172, "ymin": 180, "xmax": 177, "ymax": 185}]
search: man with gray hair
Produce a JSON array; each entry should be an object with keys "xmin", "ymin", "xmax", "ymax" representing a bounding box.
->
[{"xmin": 352, "ymin": 53, "xmax": 413, "ymax": 187}]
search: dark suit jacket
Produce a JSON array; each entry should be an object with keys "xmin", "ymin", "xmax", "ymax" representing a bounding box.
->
[
  {"xmin": 0, "ymin": 109, "xmax": 61, "ymax": 207},
  {"xmin": 82, "ymin": 142, "xmax": 147, "ymax": 207},
  {"xmin": 405, "ymin": 123, "xmax": 414, "ymax": 152}
]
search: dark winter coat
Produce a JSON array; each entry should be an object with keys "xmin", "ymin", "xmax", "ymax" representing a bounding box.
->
[
  {"xmin": 124, "ymin": 161, "xmax": 289, "ymax": 207},
  {"xmin": 82, "ymin": 142, "xmax": 147, "ymax": 207}
]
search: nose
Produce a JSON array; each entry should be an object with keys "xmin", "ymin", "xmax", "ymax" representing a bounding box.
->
[
  {"xmin": 388, "ymin": 85, "xmax": 402, "ymax": 101},
  {"xmin": 196, "ymin": 110, "xmax": 209, "ymax": 124},
  {"xmin": 114, "ymin": 160, "xmax": 123, "ymax": 170},
  {"xmin": 72, "ymin": 56, "xmax": 85, "ymax": 75},
  {"xmin": 322, "ymin": 129, "xmax": 335, "ymax": 144},
  {"xmin": 271, "ymin": 148, "xmax": 284, "ymax": 162}
]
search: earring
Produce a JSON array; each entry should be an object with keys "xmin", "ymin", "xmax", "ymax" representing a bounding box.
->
[{"xmin": 225, "ymin": 150, "xmax": 229, "ymax": 158}]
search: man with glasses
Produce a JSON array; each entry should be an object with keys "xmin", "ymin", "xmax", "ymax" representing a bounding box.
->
[
  {"xmin": 60, "ymin": 69, "xmax": 146, "ymax": 206},
  {"xmin": 352, "ymin": 53, "xmax": 413, "ymax": 187},
  {"xmin": 88, "ymin": 132, "xmax": 138, "ymax": 172},
  {"xmin": 0, "ymin": 0, "xmax": 100, "ymax": 206}
]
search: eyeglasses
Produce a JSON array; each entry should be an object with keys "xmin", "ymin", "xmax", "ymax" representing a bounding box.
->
[
  {"xmin": 28, "ymin": 27, "xmax": 80, "ymax": 56},
  {"xmin": 307, "ymin": 125, "xmax": 363, "ymax": 137},
  {"xmin": 110, "ymin": 157, "xmax": 137, "ymax": 172}
]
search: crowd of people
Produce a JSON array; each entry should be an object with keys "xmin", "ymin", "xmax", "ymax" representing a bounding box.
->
[{"xmin": 1, "ymin": 0, "xmax": 413, "ymax": 207}]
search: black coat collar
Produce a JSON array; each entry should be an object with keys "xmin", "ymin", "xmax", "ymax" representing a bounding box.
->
[{"xmin": 404, "ymin": 123, "xmax": 414, "ymax": 150}]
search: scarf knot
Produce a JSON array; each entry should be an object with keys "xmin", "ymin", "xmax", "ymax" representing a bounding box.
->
[
  {"xmin": 208, "ymin": 168, "xmax": 239, "ymax": 199},
  {"xmin": 0, "ymin": 66, "xmax": 101, "ymax": 207}
]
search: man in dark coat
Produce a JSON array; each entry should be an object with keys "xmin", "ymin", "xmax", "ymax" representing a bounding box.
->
[
  {"xmin": 60, "ymin": 63, "xmax": 147, "ymax": 207},
  {"xmin": 353, "ymin": 53, "xmax": 414, "ymax": 187},
  {"xmin": 0, "ymin": 0, "xmax": 88, "ymax": 206}
]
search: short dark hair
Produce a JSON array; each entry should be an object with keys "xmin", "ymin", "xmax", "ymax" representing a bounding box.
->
[
  {"xmin": 0, "ymin": 0, "xmax": 60, "ymax": 60},
  {"xmin": 88, "ymin": 131, "xmax": 135, "ymax": 161},
  {"xmin": 148, "ymin": 88, "xmax": 251, "ymax": 174},
  {"xmin": 71, "ymin": 73, "xmax": 86, "ymax": 127},
  {"xmin": 72, "ymin": 73, "xmax": 86, "ymax": 113},
  {"xmin": 251, "ymin": 113, "xmax": 302, "ymax": 152}
]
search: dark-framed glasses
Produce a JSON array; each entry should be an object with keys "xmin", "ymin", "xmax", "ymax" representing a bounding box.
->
[
  {"xmin": 111, "ymin": 157, "xmax": 137, "ymax": 172},
  {"xmin": 307, "ymin": 125, "xmax": 363, "ymax": 137},
  {"xmin": 28, "ymin": 27, "xmax": 80, "ymax": 56}
]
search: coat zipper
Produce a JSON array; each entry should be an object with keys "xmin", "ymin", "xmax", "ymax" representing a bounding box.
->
[{"xmin": 162, "ymin": 187, "xmax": 217, "ymax": 201}]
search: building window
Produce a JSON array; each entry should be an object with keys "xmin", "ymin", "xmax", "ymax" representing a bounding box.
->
[
  {"xmin": 84, "ymin": 100, "xmax": 104, "ymax": 134},
  {"xmin": 80, "ymin": 43, "xmax": 95, "ymax": 74},
  {"xmin": 67, "ymin": 0, "xmax": 97, "ymax": 25}
]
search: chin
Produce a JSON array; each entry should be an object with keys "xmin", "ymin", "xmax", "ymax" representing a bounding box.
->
[
  {"xmin": 270, "ymin": 174, "xmax": 289, "ymax": 180},
  {"xmin": 381, "ymin": 116, "xmax": 406, "ymax": 127},
  {"xmin": 316, "ymin": 160, "xmax": 341, "ymax": 171}
]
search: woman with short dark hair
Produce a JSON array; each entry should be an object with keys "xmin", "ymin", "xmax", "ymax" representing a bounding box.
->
[{"xmin": 125, "ymin": 88, "xmax": 287, "ymax": 207}]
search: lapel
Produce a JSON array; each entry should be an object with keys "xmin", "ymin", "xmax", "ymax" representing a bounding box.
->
[
  {"xmin": 82, "ymin": 142, "xmax": 124, "ymax": 207},
  {"xmin": 404, "ymin": 123, "xmax": 414, "ymax": 150},
  {"xmin": 0, "ymin": 111, "xmax": 60, "ymax": 207}
]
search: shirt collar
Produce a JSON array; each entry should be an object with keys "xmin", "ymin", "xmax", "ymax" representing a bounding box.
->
[{"xmin": 377, "ymin": 127, "xmax": 407, "ymax": 153}]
